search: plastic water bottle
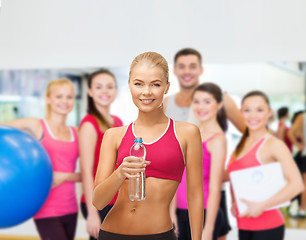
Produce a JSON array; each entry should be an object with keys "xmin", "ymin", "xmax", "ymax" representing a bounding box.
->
[{"xmin": 129, "ymin": 137, "xmax": 146, "ymax": 201}]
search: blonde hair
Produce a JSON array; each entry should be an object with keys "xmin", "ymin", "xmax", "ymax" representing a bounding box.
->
[
  {"xmin": 45, "ymin": 78, "xmax": 75, "ymax": 118},
  {"xmin": 129, "ymin": 52, "xmax": 169, "ymax": 83}
]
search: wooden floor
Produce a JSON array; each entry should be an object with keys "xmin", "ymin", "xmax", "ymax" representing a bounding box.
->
[
  {"xmin": 284, "ymin": 214, "xmax": 306, "ymax": 229},
  {"xmin": 277, "ymin": 206, "xmax": 306, "ymax": 229}
]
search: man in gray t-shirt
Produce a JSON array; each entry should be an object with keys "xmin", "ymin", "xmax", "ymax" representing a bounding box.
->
[
  {"xmin": 164, "ymin": 48, "xmax": 244, "ymax": 240},
  {"xmin": 164, "ymin": 48, "xmax": 245, "ymax": 132}
]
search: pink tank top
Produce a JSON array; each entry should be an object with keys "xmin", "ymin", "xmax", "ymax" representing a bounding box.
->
[
  {"xmin": 34, "ymin": 120, "xmax": 79, "ymax": 219},
  {"xmin": 227, "ymin": 135, "xmax": 284, "ymax": 230},
  {"xmin": 116, "ymin": 118, "xmax": 185, "ymax": 182},
  {"xmin": 177, "ymin": 133, "xmax": 222, "ymax": 209},
  {"xmin": 79, "ymin": 114, "xmax": 123, "ymax": 204}
]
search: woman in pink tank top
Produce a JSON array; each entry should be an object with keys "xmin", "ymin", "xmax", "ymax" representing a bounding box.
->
[
  {"xmin": 227, "ymin": 91, "xmax": 304, "ymax": 240},
  {"xmin": 2, "ymin": 78, "xmax": 81, "ymax": 240},
  {"xmin": 92, "ymin": 52, "xmax": 204, "ymax": 240},
  {"xmin": 175, "ymin": 83, "xmax": 228, "ymax": 240},
  {"xmin": 79, "ymin": 69, "xmax": 123, "ymax": 240},
  {"xmin": 194, "ymin": 83, "xmax": 228, "ymax": 240}
]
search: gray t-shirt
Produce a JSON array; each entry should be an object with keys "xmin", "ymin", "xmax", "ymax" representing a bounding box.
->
[{"xmin": 164, "ymin": 94, "xmax": 199, "ymax": 125}]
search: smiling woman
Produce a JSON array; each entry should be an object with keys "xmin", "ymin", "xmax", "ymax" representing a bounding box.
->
[
  {"xmin": 129, "ymin": 70, "xmax": 168, "ymax": 111},
  {"xmin": 78, "ymin": 69, "xmax": 123, "ymax": 240},
  {"xmin": 227, "ymin": 91, "xmax": 304, "ymax": 240},
  {"xmin": 128, "ymin": 52, "xmax": 170, "ymax": 112},
  {"xmin": 0, "ymin": 78, "xmax": 81, "ymax": 240},
  {"xmin": 92, "ymin": 52, "xmax": 204, "ymax": 240}
]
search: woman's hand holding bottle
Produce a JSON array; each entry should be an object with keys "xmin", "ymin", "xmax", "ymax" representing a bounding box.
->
[{"xmin": 118, "ymin": 156, "xmax": 150, "ymax": 179}]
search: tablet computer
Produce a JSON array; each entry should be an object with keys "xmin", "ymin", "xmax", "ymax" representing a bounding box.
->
[{"xmin": 230, "ymin": 162, "xmax": 290, "ymax": 214}]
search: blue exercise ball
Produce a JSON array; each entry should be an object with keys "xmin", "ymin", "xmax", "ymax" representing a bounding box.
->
[{"xmin": 0, "ymin": 125, "xmax": 53, "ymax": 228}]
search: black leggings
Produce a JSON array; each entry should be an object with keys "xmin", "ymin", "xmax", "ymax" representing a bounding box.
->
[
  {"xmin": 218, "ymin": 190, "xmax": 232, "ymax": 236},
  {"xmin": 239, "ymin": 225, "xmax": 285, "ymax": 240},
  {"xmin": 81, "ymin": 202, "xmax": 114, "ymax": 240},
  {"xmin": 204, "ymin": 208, "xmax": 224, "ymax": 240},
  {"xmin": 98, "ymin": 229, "xmax": 177, "ymax": 240},
  {"xmin": 34, "ymin": 213, "xmax": 77, "ymax": 240},
  {"xmin": 176, "ymin": 208, "xmax": 224, "ymax": 240},
  {"xmin": 176, "ymin": 209, "xmax": 191, "ymax": 240}
]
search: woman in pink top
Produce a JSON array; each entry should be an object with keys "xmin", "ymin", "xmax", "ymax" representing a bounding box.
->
[
  {"xmin": 227, "ymin": 91, "xmax": 304, "ymax": 240},
  {"xmin": 2, "ymin": 78, "xmax": 81, "ymax": 240},
  {"xmin": 79, "ymin": 69, "xmax": 123, "ymax": 240},
  {"xmin": 92, "ymin": 52, "xmax": 204, "ymax": 240},
  {"xmin": 176, "ymin": 83, "xmax": 228, "ymax": 240}
]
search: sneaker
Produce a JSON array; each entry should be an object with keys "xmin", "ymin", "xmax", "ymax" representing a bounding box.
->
[
  {"xmin": 289, "ymin": 199, "xmax": 299, "ymax": 217},
  {"xmin": 298, "ymin": 209, "xmax": 306, "ymax": 218}
]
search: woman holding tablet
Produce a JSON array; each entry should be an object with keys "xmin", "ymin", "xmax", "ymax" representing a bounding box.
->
[{"xmin": 227, "ymin": 90, "xmax": 304, "ymax": 240}]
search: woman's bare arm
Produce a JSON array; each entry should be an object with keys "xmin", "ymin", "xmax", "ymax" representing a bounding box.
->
[
  {"xmin": 203, "ymin": 135, "xmax": 227, "ymax": 237},
  {"xmin": 263, "ymin": 139, "xmax": 304, "ymax": 209},
  {"xmin": 288, "ymin": 114, "xmax": 304, "ymax": 151},
  {"xmin": 92, "ymin": 128, "xmax": 125, "ymax": 210},
  {"xmin": 223, "ymin": 93, "xmax": 245, "ymax": 133},
  {"xmin": 277, "ymin": 124, "xmax": 286, "ymax": 142},
  {"xmin": 181, "ymin": 123, "xmax": 204, "ymax": 240},
  {"xmin": 93, "ymin": 127, "xmax": 150, "ymax": 210},
  {"xmin": 1, "ymin": 118, "xmax": 42, "ymax": 140},
  {"xmin": 79, "ymin": 123, "xmax": 99, "ymax": 209}
]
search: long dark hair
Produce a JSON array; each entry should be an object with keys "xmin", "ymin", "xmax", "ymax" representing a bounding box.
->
[
  {"xmin": 291, "ymin": 110, "xmax": 304, "ymax": 124},
  {"xmin": 193, "ymin": 82, "xmax": 228, "ymax": 132},
  {"xmin": 234, "ymin": 90, "xmax": 270, "ymax": 157},
  {"xmin": 87, "ymin": 69, "xmax": 117, "ymax": 131}
]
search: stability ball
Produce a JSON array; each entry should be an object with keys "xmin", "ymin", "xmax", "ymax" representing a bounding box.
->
[{"xmin": 0, "ymin": 125, "xmax": 53, "ymax": 228}]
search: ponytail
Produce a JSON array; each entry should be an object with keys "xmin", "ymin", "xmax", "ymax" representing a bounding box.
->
[
  {"xmin": 234, "ymin": 128, "xmax": 249, "ymax": 157},
  {"xmin": 217, "ymin": 107, "xmax": 228, "ymax": 132}
]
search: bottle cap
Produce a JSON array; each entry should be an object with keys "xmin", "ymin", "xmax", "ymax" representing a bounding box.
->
[{"xmin": 134, "ymin": 137, "xmax": 143, "ymax": 143}]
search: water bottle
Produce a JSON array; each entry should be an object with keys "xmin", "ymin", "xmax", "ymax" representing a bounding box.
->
[{"xmin": 129, "ymin": 137, "xmax": 146, "ymax": 201}]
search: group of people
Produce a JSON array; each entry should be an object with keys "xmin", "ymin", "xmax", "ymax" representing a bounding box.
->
[
  {"xmin": 276, "ymin": 106, "xmax": 306, "ymax": 218},
  {"xmin": 2, "ymin": 48, "xmax": 305, "ymax": 240},
  {"xmin": 266, "ymin": 105, "xmax": 306, "ymax": 219}
]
